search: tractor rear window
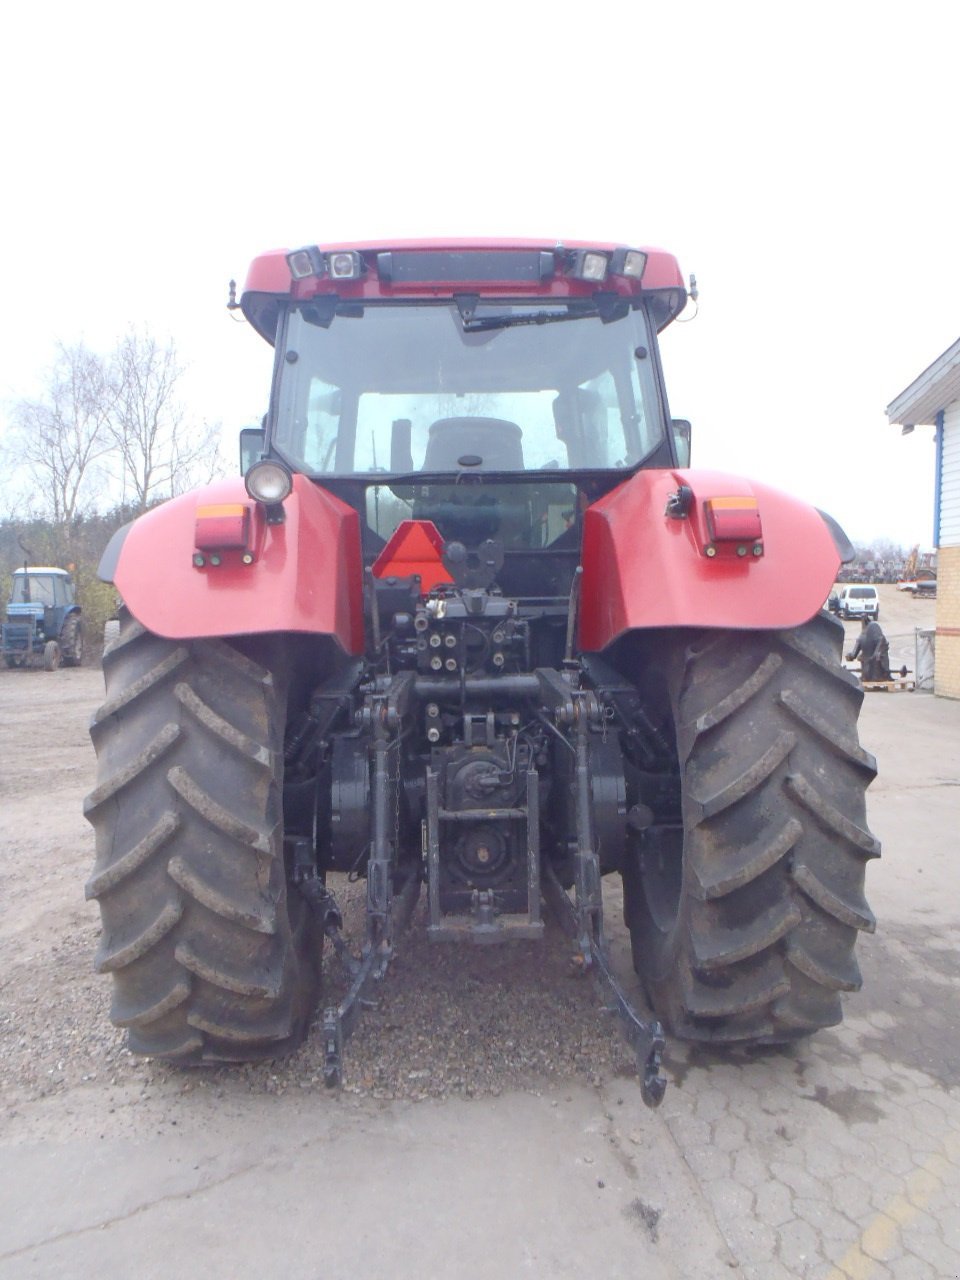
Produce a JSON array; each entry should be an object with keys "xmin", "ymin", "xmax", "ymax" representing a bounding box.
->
[
  {"xmin": 353, "ymin": 390, "xmax": 563, "ymax": 472},
  {"xmin": 273, "ymin": 302, "xmax": 664, "ymax": 476},
  {"xmin": 364, "ymin": 479, "xmax": 580, "ymax": 550}
]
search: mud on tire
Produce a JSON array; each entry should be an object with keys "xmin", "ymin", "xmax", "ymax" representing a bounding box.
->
[
  {"xmin": 623, "ymin": 611, "xmax": 879, "ymax": 1045},
  {"xmin": 84, "ymin": 610, "xmax": 321, "ymax": 1062}
]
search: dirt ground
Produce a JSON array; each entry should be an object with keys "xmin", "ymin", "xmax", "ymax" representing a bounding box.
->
[{"xmin": 1, "ymin": 587, "xmax": 957, "ymax": 1279}]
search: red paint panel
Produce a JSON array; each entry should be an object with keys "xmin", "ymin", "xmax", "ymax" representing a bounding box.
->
[
  {"xmin": 114, "ymin": 475, "xmax": 364, "ymax": 653},
  {"xmin": 579, "ymin": 469, "xmax": 840, "ymax": 652}
]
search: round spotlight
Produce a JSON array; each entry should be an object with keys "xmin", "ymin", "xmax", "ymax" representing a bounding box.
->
[{"xmin": 245, "ymin": 460, "xmax": 293, "ymax": 505}]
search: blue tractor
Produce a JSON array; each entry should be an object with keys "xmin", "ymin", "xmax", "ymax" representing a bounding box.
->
[{"xmin": 2, "ymin": 567, "xmax": 84, "ymax": 670}]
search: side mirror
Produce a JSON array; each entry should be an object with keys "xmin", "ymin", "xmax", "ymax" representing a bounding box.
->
[
  {"xmin": 671, "ymin": 419, "xmax": 692, "ymax": 467},
  {"xmin": 240, "ymin": 427, "xmax": 266, "ymax": 474}
]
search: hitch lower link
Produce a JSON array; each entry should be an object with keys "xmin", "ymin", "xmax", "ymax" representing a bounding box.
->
[
  {"xmin": 288, "ymin": 845, "xmax": 370, "ymax": 1086},
  {"xmin": 293, "ymin": 856, "xmax": 419, "ymax": 1088},
  {"xmin": 302, "ymin": 855, "xmax": 666, "ymax": 1104},
  {"xmin": 544, "ymin": 685, "xmax": 667, "ymax": 1108},
  {"xmin": 296, "ymin": 682, "xmax": 420, "ymax": 1087},
  {"xmin": 544, "ymin": 857, "xmax": 667, "ymax": 1108}
]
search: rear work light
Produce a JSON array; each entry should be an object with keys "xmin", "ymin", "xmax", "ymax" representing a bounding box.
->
[
  {"xmin": 328, "ymin": 250, "xmax": 364, "ymax": 280},
  {"xmin": 286, "ymin": 246, "xmax": 326, "ymax": 280},
  {"xmin": 569, "ymin": 246, "xmax": 648, "ymax": 284},
  {"xmin": 570, "ymin": 250, "xmax": 609, "ymax": 283},
  {"xmin": 286, "ymin": 246, "xmax": 366, "ymax": 282},
  {"xmin": 245, "ymin": 459, "xmax": 293, "ymax": 506},
  {"xmin": 610, "ymin": 248, "xmax": 647, "ymax": 280}
]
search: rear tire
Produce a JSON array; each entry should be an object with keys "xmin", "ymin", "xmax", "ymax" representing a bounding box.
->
[
  {"xmin": 60, "ymin": 614, "xmax": 84, "ymax": 666},
  {"xmin": 85, "ymin": 610, "xmax": 322, "ymax": 1063},
  {"xmin": 623, "ymin": 612, "xmax": 879, "ymax": 1045}
]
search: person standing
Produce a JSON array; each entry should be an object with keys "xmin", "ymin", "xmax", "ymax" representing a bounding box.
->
[{"xmin": 846, "ymin": 618, "xmax": 891, "ymax": 682}]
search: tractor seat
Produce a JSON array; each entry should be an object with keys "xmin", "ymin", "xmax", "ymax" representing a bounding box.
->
[
  {"xmin": 414, "ymin": 418, "xmax": 530, "ymax": 545},
  {"xmin": 422, "ymin": 418, "xmax": 524, "ymax": 472}
]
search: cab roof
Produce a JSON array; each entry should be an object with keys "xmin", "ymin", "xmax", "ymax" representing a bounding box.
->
[{"xmin": 240, "ymin": 237, "xmax": 687, "ymax": 343}]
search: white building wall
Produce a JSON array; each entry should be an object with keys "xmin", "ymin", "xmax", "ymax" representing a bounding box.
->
[{"xmin": 941, "ymin": 400, "xmax": 960, "ymax": 547}]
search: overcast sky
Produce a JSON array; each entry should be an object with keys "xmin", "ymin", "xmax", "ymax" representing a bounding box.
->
[{"xmin": 2, "ymin": 0, "xmax": 956, "ymax": 548}]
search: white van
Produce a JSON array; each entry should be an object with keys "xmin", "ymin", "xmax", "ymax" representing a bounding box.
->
[{"xmin": 836, "ymin": 585, "xmax": 879, "ymax": 620}]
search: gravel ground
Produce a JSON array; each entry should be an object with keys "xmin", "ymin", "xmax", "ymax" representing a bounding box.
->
[
  {"xmin": 323, "ymin": 883, "xmax": 637, "ymax": 1100},
  {"xmin": 0, "ymin": 666, "xmax": 635, "ymax": 1116}
]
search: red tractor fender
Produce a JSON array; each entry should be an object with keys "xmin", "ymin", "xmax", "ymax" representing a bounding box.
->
[
  {"xmin": 108, "ymin": 475, "xmax": 365, "ymax": 653},
  {"xmin": 579, "ymin": 468, "xmax": 842, "ymax": 652}
]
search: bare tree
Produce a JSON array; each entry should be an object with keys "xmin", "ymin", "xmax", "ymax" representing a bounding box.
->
[
  {"xmin": 7, "ymin": 342, "xmax": 112, "ymax": 526},
  {"xmin": 107, "ymin": 330, "xmax": 222, "ymax": 512}
]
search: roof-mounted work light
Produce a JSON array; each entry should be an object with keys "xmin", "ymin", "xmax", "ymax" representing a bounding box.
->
[
  {"xmin": 286, "ymin": 246, "xmax": 325, "ymax": 280},
  {"xmin": 328, "ymin": 250, "xmax": 364, "ymax": 280},
  {"xmin": 610, "ymin": 248, "xmax": 647, "ymax": 280},
  {"xmin": 570, "ymin": 250, "xmax": 609, "ymax": 283}
]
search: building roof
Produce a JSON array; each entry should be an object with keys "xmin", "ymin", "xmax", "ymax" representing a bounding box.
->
[{"xmin": 886, "ymin": 336, "xmax": 960, "ymax": 426}]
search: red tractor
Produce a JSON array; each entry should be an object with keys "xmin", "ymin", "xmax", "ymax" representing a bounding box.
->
[{"xmin": 85, "ymin": 240, "xmax": 878, "ymax": 1104}]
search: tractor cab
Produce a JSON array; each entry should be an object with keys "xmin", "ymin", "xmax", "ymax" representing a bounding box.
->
[
  {"xmin": 239, "ymin": 242, "xmax": 688, "ymax": 600},
  {"xmin": 9, "ymin": 567, "xmax": 75, "ymax": 609}
]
